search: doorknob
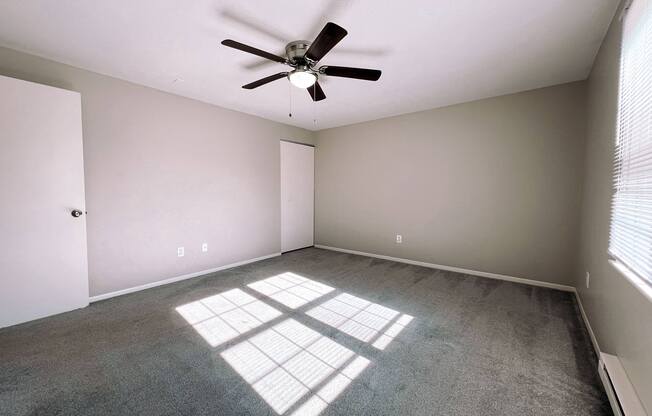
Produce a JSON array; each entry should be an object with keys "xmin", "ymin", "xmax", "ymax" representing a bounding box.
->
[{"xmin": 71, "ymin": 209, "xmax": 83, "ymax": 218}]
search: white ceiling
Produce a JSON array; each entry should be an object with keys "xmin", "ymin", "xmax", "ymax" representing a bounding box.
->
[{"xmin": 0, "ymin": 0, "xmax": 619, "ymax": 131}]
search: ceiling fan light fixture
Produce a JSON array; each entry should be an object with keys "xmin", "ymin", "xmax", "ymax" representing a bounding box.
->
[
  {"xmin": 288, "ymin": 70, "xmax": 317, "ymax": 89},
  {"xmin": 222, "ymin": 22, "xmax": 381, "ymax": 101}
]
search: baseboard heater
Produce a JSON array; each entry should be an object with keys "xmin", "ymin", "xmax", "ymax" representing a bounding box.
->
[{"xmin": 598, "ymin": 353, "xmax": 647, "ymax": 416}]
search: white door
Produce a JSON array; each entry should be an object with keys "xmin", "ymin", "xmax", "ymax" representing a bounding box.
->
[
  {"xmin": 0, "ymin": 75, "xmax": 88, "ymax": 328},
  {"xmin": 281, "ymin": 141, "xmax": 314, "ymax": 252}
]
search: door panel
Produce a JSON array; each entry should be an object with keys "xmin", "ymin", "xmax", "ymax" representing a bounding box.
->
[
  {"xmin": 0, "ymin": 75, "xmax": 88, "ymax": 328},
  {"xmin": 281, "ymin": 141, "xmax": 314, "ymax": 252}
]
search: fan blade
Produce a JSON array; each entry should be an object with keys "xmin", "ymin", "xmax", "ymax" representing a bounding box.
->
[
  {"xmin": 221, "ymin": 39, "xmax": 287, "ymax": 64},
  {"xmin": 305, "ymin": 22, "xmax": 348, "ymax": 62},
  {"xmin": 307, "ymin": 82, "xmax": 326, "ymax": 101},
  {"xmin": 242, "ymin": 72, "xmax": 288, "ymax": 89},
  {"xmin": 322, "ymin": 66, "xmax": 381, "ymax": 81}
]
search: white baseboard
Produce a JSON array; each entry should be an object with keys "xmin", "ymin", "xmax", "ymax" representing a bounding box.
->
[
  {"xmin": 89, "ymin": 252, "xmax": 281, "ymax": 303},
  {"xmin": 314, "ymin": 245, "xmax": 575, "ymax": 292},
  {"xmin": 573, "ymin": 289, "xmax": 601, "ymax": 356}
]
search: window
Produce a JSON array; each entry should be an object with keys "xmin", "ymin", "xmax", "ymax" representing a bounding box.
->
[{"xmin": 609, "ymin": 0, "xmax": 652, "ymax": 285}]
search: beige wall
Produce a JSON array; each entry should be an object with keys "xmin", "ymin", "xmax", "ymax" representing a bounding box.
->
[
  {"xmin": 0, "ymin": 46, "xmax": 315, "ymax": 297},
  {"xmin": 576, "ymin": 5, "xmax": 652, "ymax": 411},
  {"xmin": 315, "ymin": 82, "xmax": 587, "ymax": 286}
]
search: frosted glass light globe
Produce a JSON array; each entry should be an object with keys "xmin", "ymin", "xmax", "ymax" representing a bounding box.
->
[{"xmin": 289, "ymin": 70, "xmax": 317, "ymax": 88}]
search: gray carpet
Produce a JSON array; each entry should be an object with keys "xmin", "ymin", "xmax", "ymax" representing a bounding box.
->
[{"xmin": 0, "ymin": 248, "xmax": 611, "ymax": 416}]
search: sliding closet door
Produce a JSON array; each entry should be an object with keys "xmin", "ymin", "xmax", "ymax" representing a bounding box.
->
[
  {"xmin": 0, "ymin": 75, "xmax": 88, "ymax": 328},
  {"xmin": 281, "ymin": 140, "xmax": 314, "ymax": 252}
]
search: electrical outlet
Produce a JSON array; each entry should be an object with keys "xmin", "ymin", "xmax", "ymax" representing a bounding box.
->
[
  {"xmin": 396, "ymin": 234, "xmax": 402, "ymax": 244},
  {"xmin": 177, "ymin": 247, "xmax": 185, "ymax": 257},
  {"xmin": 202, "ymin": 243, "xmax": 208, "ymax": 253},
  {"xmin": 586, "ymin": 271, "xmax": 590, "ymax": 288}
]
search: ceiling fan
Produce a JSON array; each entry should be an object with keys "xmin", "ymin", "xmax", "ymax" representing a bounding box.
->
[{"xmin": 221, "ymin": 22, "xmax": 382, "ymax": 102}]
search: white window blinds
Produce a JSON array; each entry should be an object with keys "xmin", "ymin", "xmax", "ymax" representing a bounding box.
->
[{"xmin": 609, "ymin": 0, "xmax": 652, "ymax": 284}]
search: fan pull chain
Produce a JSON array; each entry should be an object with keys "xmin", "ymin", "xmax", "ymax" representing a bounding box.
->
[
  {"xmin": 313, "ymin": 83, "xmax": 317, "ymax": 128},
  {"xmin": 288, "ymin": 82, "xmax": 293, "ymax": 118}
]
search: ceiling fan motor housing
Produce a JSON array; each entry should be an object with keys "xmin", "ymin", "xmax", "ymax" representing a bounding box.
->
[{"xmin": 285, "ymin": 40, "xmax": 311, "ymax": 65}]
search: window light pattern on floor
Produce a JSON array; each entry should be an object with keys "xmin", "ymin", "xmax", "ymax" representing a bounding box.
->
[
  {"xmin": 306, "ymin": 293, "xmax": 414, "ymax": 350},
  {"xmin": 248, "ymin": 272, "xmax": 335, "ymax": 309},
  {"xmin": 176, "ymin": 288, "xmax": 282, "ymax": 347},
  {"xmin": 177, "ymin": 272, "xmax": 413, "ymax": 415},
  {"xmin": 221, "ymin": 318, "xmax": 370, "ymax": 416}
]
